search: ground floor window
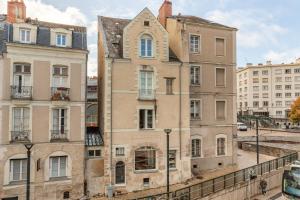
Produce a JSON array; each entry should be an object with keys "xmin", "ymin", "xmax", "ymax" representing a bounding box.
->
[
  {"xmin": 115, "ymin": 161, "xmax": 125, "ymax": 184},
  {"xmin": 10, "ymin": 159, "xmax": 27, "ymax": 181},
  {"xmin": 135, "ymin": 147, "xmax": 156, "ymax": 170},
  {"xmin": 191, "ymin": 139, "xmax": 201, "ymax": 157},
  {"xmin": 217, "ymin": 136, "xmax": 226, "ymax": 156},
  {"xmin": 50, "ymin": 156, "xmax": 67, "ymax": 178}
]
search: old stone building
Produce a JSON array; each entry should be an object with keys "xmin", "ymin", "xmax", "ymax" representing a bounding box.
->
[
  {"xmin": 98, "ymin": 7, "xmax": 191, "ymax": 194},
  {"xmin": 159, "ymin": 0, "xmax": 238, "ymax": 173},
  {"xmin": 0, "ymin": 0, "xmax": 88, "ymax": 199}
]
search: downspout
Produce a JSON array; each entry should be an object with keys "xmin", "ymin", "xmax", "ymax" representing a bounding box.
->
[
  {"xmin": 109, "ymin": 58, "xmax": 115, "ymax": 188},
  {"xmin": 179, "ymin": 61, "xmax": 183, "ymax": 160},
  {"xmin": 84, "ymin": 50, "xmax": 88, "ymax": 196}
]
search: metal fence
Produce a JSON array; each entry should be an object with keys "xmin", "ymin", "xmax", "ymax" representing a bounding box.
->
[{"xmin": 132, "ymin": 152, "xmax": 298, "ymax": 200}]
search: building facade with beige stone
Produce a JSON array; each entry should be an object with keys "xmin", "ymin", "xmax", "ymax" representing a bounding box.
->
[
  {"xmin": 159, "ymin": 0, "xmax": 238, "ymax": 173},
  {"xmin": 0, "ymin": 1, "xmax": 88, "ymax": 199}
]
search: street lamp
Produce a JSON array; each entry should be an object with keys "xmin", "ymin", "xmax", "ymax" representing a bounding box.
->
[
  {"xmin": 254, "ymin": 116, "xmax": 259, "ymax": 164},
  {"xmin": 164, "ymin": 129, "xmax": 172, "ymax": 200},
  {"xmin": 24, "ymin": 143, "xmax": 34, "ymax": 200}
]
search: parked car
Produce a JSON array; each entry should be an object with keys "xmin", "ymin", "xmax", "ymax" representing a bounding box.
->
[{"xmin": 237, "ymin": 122, "xmax": 247, "ymax": 131}]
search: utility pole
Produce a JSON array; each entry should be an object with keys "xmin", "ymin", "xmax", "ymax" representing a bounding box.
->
[
  {"xmin": 164, "ymin": 129, "xmax": 172, "ymax": 199},
  {"xmin": 24, "ymin": 143, "xmax": 34, "ymax": 200},
  {"xmin": 256, "ymin": 117, "xmax": 259, "ymax": 164}
]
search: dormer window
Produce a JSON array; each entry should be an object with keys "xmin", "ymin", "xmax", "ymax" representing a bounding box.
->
[
  {"xmin": 140, "ymin": 34, "xmax": 153, "ymax": 57},
  {"xmin": 56, "ymin": 33, "xmax": 66, "ymax": 47},
  {"xmin": 20, "ymin": 29, "xmax": 30, "ymax": 43}
]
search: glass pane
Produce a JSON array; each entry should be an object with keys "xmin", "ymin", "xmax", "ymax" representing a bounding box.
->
[
  {"xmin": 139, "ymin": 110, "xmax": 145, "ymax": 129},
  {"xmin": 141, "ymin": 39, "xmax": 146, "ymax": 56},
  {"xmin": 147, "ymin": 110, "xmax": 153, "ymax": 128},
  {"xmin": 147, "ymin": 39, "xmax": 152, "ymax": 56},
  {"xmin": 51, "ymin": 157, "xmax": 59, "ymax": 177},
  {"xmin": 53, "ymin": 109, "xmax": 59, "ymax": 130},
  {"xmin": 62, "ymin": 35, "xmax": 66, "ymax": 46},
  {"xmin": 12, "ymin": 160, "xmax": 21, "ymax": 181},
  {"xmin": 60, "ymin": 157, "xmax": 67, "ymax": 176},
  {"xmin": 26, "ymin": 30, "xmax": 30, "ymax": 42},
  {"xmin": 21, "ymin": 159, "xmax": 27, "ymax": 180}
]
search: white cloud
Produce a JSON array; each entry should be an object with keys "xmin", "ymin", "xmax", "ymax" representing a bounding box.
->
[
  {"xmin": 206, "ymin": 9, "xmax": 287, "ymax": 48},
  {"xmin": 88, "ymin": 44, "xmax": 98, "ymax": 76},
  {"xmin": 264, "ymin": 49, "xmax": 300, "ymax": 64},
  {"xmin": 87, "ymin": 20, "xmax": 98, "ymax": 37}
]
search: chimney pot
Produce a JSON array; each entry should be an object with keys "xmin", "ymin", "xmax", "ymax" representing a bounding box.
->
[{"xmin": 7, "ymin": 0, "xmax": 26, "ymax": 23}]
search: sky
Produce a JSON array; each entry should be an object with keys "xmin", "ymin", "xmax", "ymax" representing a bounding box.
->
[{"xmin": 1, "ymin": 0, "xmax": 300, "ymax": 76}]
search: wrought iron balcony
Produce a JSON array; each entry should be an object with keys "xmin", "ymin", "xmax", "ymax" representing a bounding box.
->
[
  {"xmin": 51, "ymin": 87, "xmax": 70, "ymax": 101},
  {"xmin": 139, "ymin": 89, "xmax": 155, "ymax": 100},
  {"xmin": 51, "ymin": 129, "xmax": 68, "ymax": 142},
  {"xmin": 11, "ymin": 86, "xmax": 32, "ymax": 100},
  {"xmin": 11, "ymin": 130, "xmax": 30, "ymax": 142}
]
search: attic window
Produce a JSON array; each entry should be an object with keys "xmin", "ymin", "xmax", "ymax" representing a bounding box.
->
[{"xmin": 144, "ymin": 21, "xmax": 150, "ymax": 26}]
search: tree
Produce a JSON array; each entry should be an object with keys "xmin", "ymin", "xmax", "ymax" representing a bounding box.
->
[{"xmin": 289, "ymin": 97, "xmax": 300, "ymax": 123}]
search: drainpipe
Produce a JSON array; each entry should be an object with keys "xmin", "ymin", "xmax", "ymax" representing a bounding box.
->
[
  {"xmin": 179, "ymin": 61, "xmax": 183, "ymax": 182},
  {"xmin": 84, "ymin": 51, "xmax": 88, "ymax": 196}
]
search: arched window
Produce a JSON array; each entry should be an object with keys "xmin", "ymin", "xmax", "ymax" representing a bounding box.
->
[
  {"xmin": 191, "ymin": 139, "xmax": 201, "ymax": 157},
  {"xmin": 115, "ymin": 161, "xmax": 125, "ymax": 184},
  {"xmin": 216, "ymin": 135, "xmax": 227, "ymax": 156},
  {"xmin": 86, "ymin": 104, "xmax": 98, "ymax": 126},
  {"xmin": 140, "ymin": 34, "xmax": 153, "ymax": 57},
  {"xmin": 135, "ymin": 146, "xmax": 156, "ymax": 170}
]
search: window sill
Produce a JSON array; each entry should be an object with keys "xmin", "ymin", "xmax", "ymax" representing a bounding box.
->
[
  {"xmin": 6, "ymin": 180, "xmax": 26, "ymax": 186},
  {"xmin": 216, "ymin": 85, "xmax": 226, "ymax": 88},
  {"xmin": 134, "ymin": 169, "xmax": 158, "ymax": 174},
  {"xmin": 191, "ymin": 156, "xmax": 202, "ymax": 159},
  {"xmin": 216, "ymin": 155, "xmax": 227, "ymax": 158},
  {"xmin": 115, "ymin": 183, "xmax": 126, "ymax": 187},
  {"xmin": 190, "ymin": 84, "xmax": 201, "ymax": 87},
  {"xmin": 49, "ymin": 176, "xmax": 70, "ymax": 182},
  {"xmin": 169, "ymin": 168, "xmax": 177, "ymax": 172},
  {"xmin": 191, "ymin": 117, "xmax": 201, "ymax": 121},
  {"xmin": 190, "ymin": 52, "xmax": 200, "ymax": 55},
  {"xmin": 139, "ymin": 128, "xmax": 155, "ymax": 131},
  {"xmin": 139, "ymin": 56, "xmax": 155, "ymax": 59}
]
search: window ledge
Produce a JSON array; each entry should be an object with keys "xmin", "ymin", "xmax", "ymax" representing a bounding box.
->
[
  {"xmin": 134, "ymin": 169, "xmax": 158, "ymax": 174},
  {"xmin": 48, "ymin": 176, "xmax": 70, "ymax": 182},
  {"xmin": 115, "ymin": 183, "xmax": 126, "ymax": 187},
  {"xmin": 191, "ymin": 156, "xmax": 202, "ymax": 159},
  {"xmin": 139, "ymin": 128, "xmax": 155, "ymax": 131},
  {"xmin": 169, "ymin": 168, "xmax": 177, "ymax": 172},
  {"xmin": 190, "ymin": 84, "xmax": 201, "ymax": 87},
  {"xmin": 191, "ymin": 118, "xmax": 201, "ymax": 121},
  {"xmin": 216, "ymin": 86, "xmax": 226, "ymax": 88},
  {"xmin": 6, "ymin": 180, "xmax": 26, "ymax": 186}
]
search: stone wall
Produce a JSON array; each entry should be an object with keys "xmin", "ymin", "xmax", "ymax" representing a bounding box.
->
[{"xmin": 240, "ymin": 142, "xmax": 294, "ymax": 157}]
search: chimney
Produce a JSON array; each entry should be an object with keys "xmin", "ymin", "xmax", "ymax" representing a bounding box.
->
[
  {"xmin": 7, "ymin": 0, "xmax": 26, "ymax": 23},
  {"xmin": 158, "ymin": 0, "xmax": 172, "ymax": 28},
  {"xmin": 266, "ymin": 60, "xmax": 272, "ymax": 65}
]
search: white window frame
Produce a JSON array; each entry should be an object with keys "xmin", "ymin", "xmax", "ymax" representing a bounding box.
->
[
  {"xmin": 49, "ymin": 156, "xmax": 67, "ymax": 178},
  {"xmin": 52, "ymin": 66, "xmax": 69, "ymax": 88},
  {"xmin": 216, "ymin": 134, "xmax": 227, "ymax": 157},
  {"xmin": 116, "ymin": 147, "xmax": 125, "ymax": 157},
  {"xmin": 19, "ymin": 28, "xmax": 31, "ymax": 43},
  {"xmin": 168, "ymin": 149, "xmax": 177, "ymax": 169},
  {"xmin": 56, "ymin": 33, "xmax": 67, "ymax": 47},
  {"xmin": 190, "ymin": 65, "xmax": 201, "ymax": 85},
  {"xmin": 139, "ymin": 71, "xmax": 154, "ymax": 99},
  {"xmin": 215, "ymin": 67, "xmax": 226, "ymax": 87},
  {"xmin": 10, "ymin": 158, "xmax": 27, "ymax": 182},
  {"xmin": 189, "ymin": 34, "xmax": 201, "ymax": 53},
  {"xmin": 191, "ymin": 136, "xmax": 202, "ymax": 158},
  {"xmin": 52, "ymin": 108, "xmax": 68, "ymax": 133},
  {"xmin": 139, "ymin": 108, "xmax": 154, "ymax": 130},
  {"xmin": 190, "ymin": 99, "xmax": 201, "ymax": 119},
  {"xmin": 140, "ymin": 34, "xmax": 153, "ymax": 58}
]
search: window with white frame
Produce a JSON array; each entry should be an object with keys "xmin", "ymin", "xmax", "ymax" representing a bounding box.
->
[
  {"xmin": 295, "ymin": 84, "xmax": 300, "ymax": 89},
  {"xmin": 191, "ymin": 139, "xmax": 201, "ymax": 157},
  {"xmin": 52, "ymin": 66, "xmax": 68, "ymax": 87},
  {"xmin": 139, "ymin": 109, "xmax": 153, "ymax": 129},
  {"xmin": 276, "ymin": 111, "xmax": 283, "ymax": 116},
  {"xmin": 190, "ymin": 66, "xmax": 200, "ymax": 85},
  {"xmin": 20, "ymin": 29, "xmax": 30, "ymax": 43},
  {"xmin": 262, "ymin": 70, "xmax": 268, "ymax": 75},
  {"xmin": 216, "ymin": 68, "xmax": 225, "ymax": 87},
  {"xmin": 13, "ymin": 63, "xmax": 32, "ymax": 98},
  {"xmin": 165, "ymin": 78, "xmax": 174, "ymax": 95},
  {"xmin": 140, "ymin": 34, "xmax": 153, "ymax": 57},
  {"xmin": 276, "ymin": 101, "xmax": 282, "ymax": 107},
  {"xmin": 190, "ymin": 35, "xmax": 200, "ymax": 53},
  {"xmin": 285, "ymin": 69, "xmax": 292, "ymax": 74},
  {"xmin": 135, "ymin": 147, "xmax": 156, "ymax": 170},
  {"xmin": 263, "ymin": 101, "xmax": 269, "ymax": 107},
  {"xmin": 169, "ymin": 150, "xmax": 176, "ymax": 169},
  {"xmin": 285, "ymin": 85, "xmax": 292, "ymax": 90},
  {"xmin": 216, "ymin": 100, "xmax": 226, "ymax": 120},
  {"xmin": 253, "ymin": 93, "xmax": 259, "ymax": 99},
  {"xmin": 10, "ymin": 159, "xmax": 27, "ymax": 182},
  {"xmin": 286, "ymin": 101, "xmax": 292, "ymax": 107},
  {"xmin": 49, "ymin": 156, "xmax": 67, "ymax": 178},
  {"xmin": 275, "ymin": 85, "xmax": 282, "ymax": 90},
  {"xmin": 276, "ymin": 93, "xmax": 282, "ymax": 98},
  {"xmin": 253, "ymin": 78, "xmax": 259, "ymax": 83},
  {"xmin": 12, "ymin": 107, "xmax": 30, "ymax": 133},
  {"xmin": 275, "ymin": 69, "xmax": 282, "ymax": 75},
  {"xmin": 285, "ymin": 93, "xmax": 292, "ymax": 98},
  {"xmin": 88, "ymin": 149, "xmax": 101, "ymax": 158},
  {"xmin": 262, "ymin": 78, "xmax": 268, "ymax": 83},
  {"xmin": 262, "ymin": 93, "xmax": 268, "ymax": 98},
  {"xmin": 190, "ymin": 100, "xmax": 200, "ymax": 119},
  {"xmin": 139, "ymin": 71, "xmax": 154, "ymax": 99},
  {"xmin": 52, "ymin": 108, "xmax": 67, "ymax": 134},
  {"xmin": 253, "ymin": 71, "xmax": 259, "ymax": 76},
  {"xmin": 216, "ymin": 136, "xmax": 226, "ymax": 156},
  {"xmin": 296, "ymin": 92, "xmax": 300, "ymax": 97},
  {"xmin": 295, "ymin": 68, "xmax": 300, "ymax": 73},
  {"xmin": 56, "ymin": 33, "xmax": 67, "ymax": 47},
  {"xmin": 253, "ymin": 101, "xmax": 259, "ymax": 107},
  {"xmin": 262, "ymin": 85, "xmax": 268, "ymax": 91},
  {"xmin": 253, "ymin": 86, "xmax": 259, "ymax": 91},
  {"xmin": 116, "ymin": 147, "xmax": 125, "ymax": 156},
  {"xmin": 285, "ymin": 77, "xmax": 292, "ymax": 82}
]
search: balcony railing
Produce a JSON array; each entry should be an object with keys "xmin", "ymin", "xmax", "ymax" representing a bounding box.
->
[
  {"xmin": 11, "ymin": 130, "xmax": 30, "ymax": 142},
  {"xmin": 51, "ymin": 87, "xmax": 70, "ymax": 101},
  {"xmin": 51, "ymin": 129, "xmax": 68, "ymax": 141},
  {"xmin": 11, "ymin": 86, "xmax": 32, "ymax": 99},
  {"xmin": 139, "ymin": 89, "xmax": 155, "ymax": 100}
]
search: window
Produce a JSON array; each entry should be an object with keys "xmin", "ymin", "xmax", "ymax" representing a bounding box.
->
[
  {"xmin": 165, "ymin": 78, "xmax": 174, "ymax": 95},
  {"xmin": 253, "ymin": 71, "xmax": 259, "ymax": 76},
  {"xmin": 190, "ymin": 35, "xmax": 200, "ymax": 53},
  {"xmin": 295, "ymin": 76, "xmax": 300, "ymax": 82},
  {"xmin": 135, "ymin": 147, "xmax": 156, "ymax": 170},
  {"xmin": 275, "ymin": 69, "xmax": 282, "ymax": 74},
  {"xmin": 88, "ymin": 149, "xmax": 101, "ymax": 158},
  {"xmin": 139, "ymin": 109, "xmax": 153, "ymax": 129},
  {"xmin": 285, "ymin": 77, "xmax": 292, "ymax": 82},
  {"xmin": 217, "ymin": 136, "xmax": 226, "ymax": 156},
  {"xmin": 276, "ymin": 101, "xmax": 282, "ymax": 107},
  {"xmin": 13, "ymin": 63, "xmax": 31, "ymax": 98},
  {"xmin": 285, "ymin": 85, "xmax": 292, "ymax": 90},
  {"xmin": 296, "ymin": 92, "xmax": 300, "ymax": 97},
  {"xmin": 295, "ymin": 68, "xmax": 300, "ymax": 73},
  {"xmin": 276, "ymin": 93, "xmax": 282, "ymax": 98},
  {"xmin": 115, "ymin": 161, "xmax": 125, "ymax": 184},
  {"xmin": 20, "ymin": 29, "xmax": 30, "ymax": 43},
  {"xmin": 285, "ymin": 69, "xmax": 291, "ymax": 74},
  {"xmin": 262, "ymin": 85, "xmax": 268, "ymax": 91},
  {"xmin": 295, "ymin": 84, "xmax": 300, "ymax": 89},
  {"xmin": 275, "ymin": 85, "xmax": 282, "ymax": 90},
  {"xmin": 12, "ymin": 107, "xmax": 30, "ymax": 141},
  {"xmin": 191, "ymin": 139, "xmax": 201, "ymax": 157},
  {"xmin": 143, "ymin": 178, "xmax": 150, "ymax": 187},
  {"xmin": 63, "ymin": 191, "xmax": 70, "ymax": 199},
  {"xmin": 275, "ymin": 77, "xmax": 282, "ymax": 82},
  {"xmin": 253, "ymin": 86, "xmax": 259, "ymax": 91},
  {"xmin": 262, "ymin": 78, "xmax": 268, "ymax": 83},
  {"xmin": 216, "ymin": 100, "xmax": 226, "ymax": 120},
  {"xmin": 263, "ymin": 101, "xmax": 269, "ymax": 107},
  {"xmin": 253, "ymin": 78, "xmax": 259, "ymax": 83},
  {"xmin": 253, "ymin": 101, "xmax": 259, "ymax": 107},
  {"xmin": 139, "ymin": 71, "xmax": 154, "ymax": 99},
  {"xmin": 190, "ymin": 66, "xmax": 200, "ymax": 85},
  {"xmin": 245, "ymin": 102, "xmax": 248, "ymax": 107},
  {"xmin": 262, "ymin": 70, "xmax": 268, "ymax": 75},
  {"xmin": 285, "ymin": 93, "xmax": 292, "ymax": 98},
  {"xmin": 253, "ymin": 93, "xmax": 259, "ymax": 99},
  {"xmin": 169, "ymin": 150, "xmax": 176, "ymax": 169},
  {"xmin": 262, "ymin": 93, "xmax": 268, "ymax": 98},
  {"xmin": 216, "ymin": 68, "xmax": 225, "ymax": 87},
  {"xmin": 286, "ymin": 101, "xmax": 292, "ymax": 107},
  {"xmin": 239, "ymin": 88, "xmax": 242, "ymax": 92},
  {"xmin": 276, "ymin": 111, "xmax": 283, "ymax": 116},
  {"xmin": 52, "ymin": 108, "xmax": 67, "ymax": 135},
  {"xmin": 49, "ymin": 156, "xmax": 67, "ymax": 178},
  {"xmin": 10, "ymin": 159, "xmax": 27, "ymax": 181},
  {"xmin": 190, "ymin": 100, "xmax": 200, "ymax": 119},
  {"xmin": 116, "ymin": 147, "xmax": 125, "ymax": 156},
  {"xmin": 140, "ymin": 34, "xmax": 153, "ymax": 57},
  {"xmin": 52, "ymin": 66, "xmax": 68, "ymax": 87},
  {"xmin": 216, "ymin": 38, "xmax": 225, "ymax": 56},
  {"xmin": 144, "ymin": 21, "xmax": 150, "ymax": 26},
  {"xmin": 56, "ymin": 33, "xmax": 66, "ymax": 47}
]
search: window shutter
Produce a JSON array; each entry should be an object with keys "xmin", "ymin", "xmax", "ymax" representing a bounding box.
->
[
  {"xmin": 216, "ymin": 38, "xmax": 225, "ymax": 56},
  {"xmin": 216, "ymin": 68, "xmax": 225, "ymax": 87},
  {"xmin": 216, "ymin": 101, "xmax": 225, "ymax": 120}
]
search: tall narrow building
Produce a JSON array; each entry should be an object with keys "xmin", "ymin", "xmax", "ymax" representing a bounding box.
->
[
  {"xmin": 98, "ymin": 7, "xmax": 191, "ymax": 193},
  {"xmin": 159, "ymin": 0, "xmax": 238, "ymax": 173},
  {"xmin": 0, "ymin": 0, "xmax": 88, "ymax": 199}
]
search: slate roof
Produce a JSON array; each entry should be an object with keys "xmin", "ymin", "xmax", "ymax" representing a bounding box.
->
[
  {"xmin": 99, "ymin": 16, "xmax": 179, "ymax": 61},
  {"xmin": 85, "ymin": 127, "xmax": 104, "ymax": 146},
  {"xmin": 169, "ymin": 15, "xmax": 237, "ymax": 30}
]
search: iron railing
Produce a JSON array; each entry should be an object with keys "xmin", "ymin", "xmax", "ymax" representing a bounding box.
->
[
  {"xmin": 51, "ymin": 129, "xmax": 68, "ymax": 141},
  {"xmin": 51, "ymin": 87, "xmax": 70, "ymax": 101},
  {"xmin": 11, "ymin": 86, "xmax": 32, "ymax": 99},
  {"xmin": 139, "ymin": 89, "xmax": 155, "ymax": 100},
  {"xmin": 132, "ymin": 152, "xmax": 298, "ymax": 200},
  {"xmin": 11, "ymin": 130, "xmax": 30, "ymax": 142}
]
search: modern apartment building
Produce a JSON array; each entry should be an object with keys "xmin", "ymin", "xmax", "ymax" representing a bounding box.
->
[
  {"xmin": 237, "ymin": 59, "xmax": 300, "ymax": 120},
  {"xmin": 159, "ymin": 0, "xmax": 238, "ymax": 172},
  {"xmin": 98, "ymin": 6, "xmax": 191, "ymax": 193},
  {"xmin": 0, "ymin": 0, "xmax": 88, "ymax": 199}
]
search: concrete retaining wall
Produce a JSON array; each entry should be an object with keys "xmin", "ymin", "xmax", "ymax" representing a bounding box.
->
[{"xmin": 240, "ymin": 142, "xmax": 294, "ymax": 157}]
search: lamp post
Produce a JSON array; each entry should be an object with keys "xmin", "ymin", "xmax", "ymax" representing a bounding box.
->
[
  {"xmin": 255, "ymin": 116, "xmax": 259, "ymax": 164},
  {"xmin": 24, "ymin": 143, "xmax": 34, "ymax": 200},
  {"xmin": 164, "ymin": 129, "xmax": 172, "ymax": 199}
]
